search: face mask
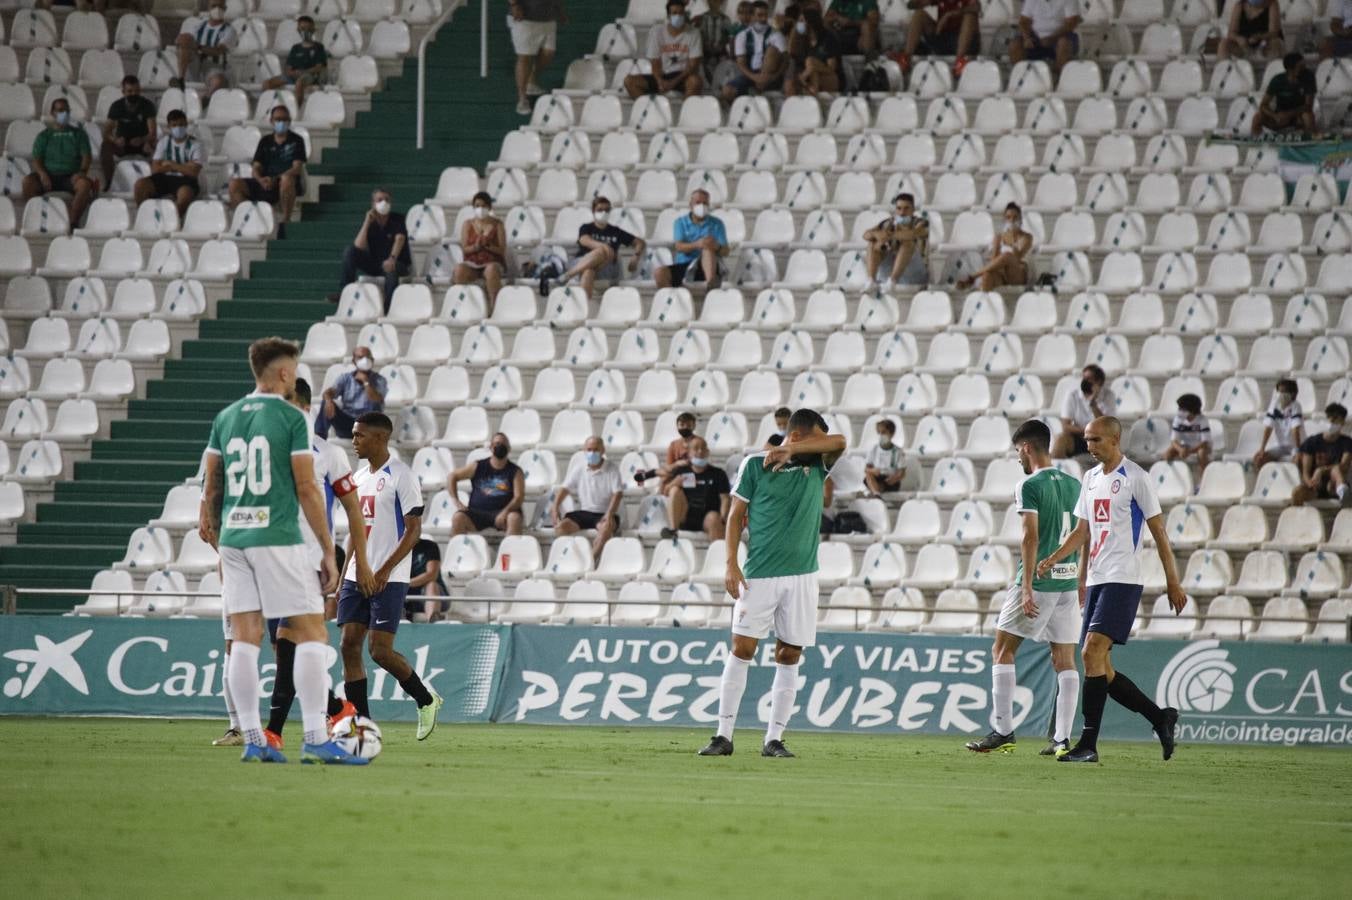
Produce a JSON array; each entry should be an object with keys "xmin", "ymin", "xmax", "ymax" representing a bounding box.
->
[
  {"xmin": 273, "ymin": 120, "xmax": 290, "ymax": 135},
  {"xmin": 776, "ymin": 428, "xmax": 787, "ymax": 437},
  {"xmin": 669, "ymin": 14, "xmax": 685, "ymax": 28},
  {"xmin": 752, "ymin": 21, "xmax": 769, "ymax": 34},
  {"xmin": 492, "ymin": 444, "xmax": 509, "ymax": 460},
  {"xmin": 878, "ymin": 437, "xmax": 892, "ymax": 449},
  {"xmin": 692, "ymin": 203, "xmax": 708, "ymax": 219},
  {"xmin": 677, "ymin": 427, "xmax": 694, "ymax": 440},
  {"xmin": 299, "ymin": 28, "xmax": 314, "ymax": 39},
  {"xmin": 894, "ymin": 214, "xmax": 911, "ymax": 226},
  {"xmin": 355, "ymin": 357, "xmax": 373, "ymax": 372},
  {"xmin": 374, "ymin": 199, "xmax": 391, "ymax": 215},
  {"xmin": 690, "ymin": 456, "xmax": 708, "ymax": 468},
  {"xmin": 1004, "ymin": 220, "xmax": 1019, "ymax": 232},
  {"xmin": 585, "ymin": 451, "xmax": 603, "ymax": 466},
  {"xmin": 795, "ymin": 20, "xmax": 807, "ymax": 33},
  {"xmin": 210, "ymin": 7, "xmax": 225, "ymax": 19},
  {"xmin": 1080, "ymin": 378, "xmax": 1095, "ymax": 394},
  {"xmin": 170, "ymin": 125, "xmax": 188, "ymax": 140},
  {"xmin": 54, "ymin": 111, "xmax": 70, "ymax": 126},
  {"xmin": 1277, "ymin": 392, "xmax": 1295, "ymax": 406},
  {"xmin": 474, "ymin": 206, "xmax": 489, "ymax": 219},
  {"xmin": 593, "ymin": 210, "xmax": 610, "ymax": 224}
]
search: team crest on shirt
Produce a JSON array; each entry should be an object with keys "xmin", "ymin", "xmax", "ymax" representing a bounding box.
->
[
  {"xmin": 376, "ymin": 478, "xmax": 386, "ymax": 492},
  {"xmin": 1093, "ymin": 499, "xmax": 1110, "ymax": 523},
  {"xmin": 1111, "ymin": 479, "xmax": 1121, "ymax": 493}
]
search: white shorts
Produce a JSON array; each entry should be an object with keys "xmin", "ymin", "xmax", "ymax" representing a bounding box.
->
[
  {"xmin": 510, "ymin": 19, "xmax": 556, "ymax": 55},
  {"xmin": 219, "ymin": 544, "xmax": 323, "ymax": 624},
  {"xmin": 995, "ymin": 584, "xmax": 1080, "ymax": 645},
  {"xmin": 732, "ymin": 572, "xmax": 820, "ymax": 647}
]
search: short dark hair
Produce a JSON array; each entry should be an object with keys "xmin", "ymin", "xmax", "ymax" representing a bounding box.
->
[
  {"xmin": 592, "ymin": 194, "xmax": 612, "ymax": 210},
  {"xmin": 1011, "ymin": 418, "xmax": 1051, "ymax": 453},
  {"xmin": 752, "ymin": 0, "xmax": 769, "ymax": 10},
  {"xmin": 1005, "ymin": 202, "xmax": 1022, "ymax": 216},
  {"xmin": 1327, "ymin": 403, "xmax": 1348, "ymax": 421},
  {"xmin": 767, "ymin": 433, "xmax": 785, "ymax": 446},
  {"xmin": 1284, "ymin": 52, "xmax": 1304, "ymax": 71},
  {"xmin": 50, "ymin": 98, "xmax": 69, "ymax": 112},
  {"xmin": 1275, "ymin": 377, "xmax": 1298, "ymax": 395},
  {"xmin": 893, "ymin": 192, "xmax": 915, "ymax": 206},
  {"xmin": 1083, "ymin": 364, "xmax": 1106, "ymax": 384},
  {"xmin": 298, "ymin": 14, "xmax": 314, "ymax": 25},
  {"xmin": 166, "ymin": 109, "xmax": 187, "ymax": 125},
  {"xmin": 472, "ymin": 191, "xmax": 493, "ymax": 206},
  {"xmin": 357, "ymin": 412, "xmax": 394, "ymax": 433},
  {"xmin": 1176, "ymin": 393, "xmax": 1202, "ymax": 416},
  {"xmin": 875, "ymin": 418, "xmax": 896, "ymax": 436},
  {"xmin": 677, "ymin": 411, "xmax": 697, "ymax": 425},
  {"xmin": 247, "ymin": 337, "xmax": 299, "ymax": 379},
  {"xmin": 774, "ymin": 406, "xmax": 792, "ymax": 419},
  {"xmin": 271, "ymin": 104, "xmax": 290, "ymax": 119},
  {"xmin": 121, "ymin": 75, "xmax": 140, "ymax": 87},
  {"xmin": 788, "ymin": 408, "xmax": 828, "ymax": 433},
  {"xmin": 293, "ymin": 377, "xmax": 312, "ymax": 407},
  {"xmin": 667, "ymin": 0, "xmax": 685, "ymax": 10}
]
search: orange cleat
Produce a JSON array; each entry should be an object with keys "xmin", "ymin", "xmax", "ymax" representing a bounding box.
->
[
  {"xmin": 327, "ymin": 700, "xmax": 358, "ymax": 732},
  {"xmin": 264, "ymin": 729, "xmax": 284, "ymax": 751}
]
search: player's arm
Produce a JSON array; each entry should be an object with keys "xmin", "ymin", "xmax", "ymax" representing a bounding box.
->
[
  {"xmin": 724, "ymin": 496, "xmax": 748, "ymax": 599},
  {"xmin": 447, "ymin": 462, "xmax": 476, "ymax": 510},
  {"xmin": 1037, "ymin": 517, "xmax": 1087, "ymax": 576},
  {"xmin": 199, "ymin": 451, "xmax": 223, "ymax": 548},
  {"xmin": 372, "ymin": 512, "xmax": 421, "ymax": 595},
  {"xmin": 1019, "ymin": 510, "xmax": 1039, "ymax": 617},
  {"xmin": 1146, "ymin": 514, "xmax": 1187, "ymax": 615},
  {"xmin": 763, "ymin": 432, "xmax": 847, "ymax": 470},
  {"xmin": 333, "ymin": 481, "xmax": 376, "ymax": 597},
  {"xmin": 292, "ymin": 453, "xmax": 338, "ymax": 594}
]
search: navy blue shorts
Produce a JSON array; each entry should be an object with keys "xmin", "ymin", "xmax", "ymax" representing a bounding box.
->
[
  {"xmin": 337, "ymin": 580, "xmax": 409, "ymax": 634},
  {"xmin": 1025, "ymin": 32, "xmax": 1079, "ymax": 61},
  {"xmin": 1081, "ymin": 582, "xmax": 1143, "ymax": 646},
  {"xmin": 266, "ymin": 617, "xmax": 282, "ymax": 643}
]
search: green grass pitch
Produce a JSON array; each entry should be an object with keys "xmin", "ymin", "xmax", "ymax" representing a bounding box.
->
[{"xmin": 2, "ymin": 718, "xmax": 1350, "ymax": 898}]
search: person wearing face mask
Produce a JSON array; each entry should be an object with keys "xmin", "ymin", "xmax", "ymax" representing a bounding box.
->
[
  {"xmin": 656, "ymin": 189, "xmax": 728, "ymax": 289},
  {"xmin": 695, "ymin": 0, "xmax": 735, "ymax": 77},
  {"xmin": 175, "ymin": 4, "xmax": 237, "ymax": 86},
  {"xmin": 864, "ymin": 418, "xmax": 906, "ymax": 496},
  {"xmin": 327, "ymin": 188, "xmax": 411, "ymax": 311},
  {"xmin": 1292, "ymin": 403, "xmax": 1352, "ymax": 506},
  {"xmin": 659, "ymin": 436, "xmax": 731, "ymax": 541},
  {"xmin": 228, "ymin": 106, "xmax": 307, "ymax": 239},
  {"xmin": 721, "ymin": 0, "xmax": 788, "ymax": 101},
  {"xmin": 22, "ymin": 99, "xmax": 96, "ymax": 230},
  {"xmin": 263, "ymin": 15, "xmax": 329, "ymax": 107},
  {"xmin": 1220, "ymin": 0, "xmax": 1283, "ymax": 62},
  {"xmin": 1054, "ymin": 364, "xmax": 1116, "ymax": 459},
  {"xmin": 449, "ymin": 433, "xmax": 526, "ymax": 537},
  {"xmin": 626, "ymin": 0, "xmax": 705, "ymax": 99},
  {"xmin": 784, "ymin": 5, "xmax": 841, "ymax": 96},
  {"xmin": 315, "ymin": 346, "xmax": 387, "ymax": 439},
  {"xmin": 864, "ymin": 192, "xmax": 929, "ymax": 290},
  {"xmin": 133, "ymin": 108, "xmax": 204, "ymax": 219},
  {"xmin": 453, "ymin": 191, "xmax": 508, "ymax": 308},
  {"xmin": 666, "ymin": 412, "xmax": 701, "ymax": 470},
  {"xmin": 551, "ymin": 195, "xmax": 646, "ymax": 298},
  {"xmin": 553, "ymin": 437, "xmax": 626, "ymax": 557},
  {"xmin": 1254, "ymin": 378, "xmax": 1306, "ymax": 468},
  {"xmin": 957, "ymin": 201, "xmax": 1031, "ymax": 292},
  {"xmin": 100, "ymin": 75, "xmax": 157, "ymax": 188}
]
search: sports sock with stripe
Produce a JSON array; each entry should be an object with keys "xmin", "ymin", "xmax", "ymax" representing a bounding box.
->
[
  {"xmin": 1107, "ymin": 670, "xmax": 1164, "ymax": 729},
  {"xmin": 293, "ymin": 641, "xmax": 331, "ymax": 746},
  {"xmin": 716, "ymin": 654, "xmax": 750, "ymax": 741},
  {"xmin": 990, "ymin": 663, "xmax": 1016, "ymax": 735},
  {"xmin": 764, "ymin": 662, "xmax": 799, "ymax": 744},
  {"xmin": 228, "ymin": 641, "xmax": 265, "ymax": 748},
  {"xmin": 266, "ymin": 637, "xmax": 296, "ymax": 735},
  {"xmin": 1055, "ymin": 669, "xmax": 1080, "ymax": 743},
  {"xmin": 1079, "ymin": 674, "xmax": 1109, "ymax": 751}
]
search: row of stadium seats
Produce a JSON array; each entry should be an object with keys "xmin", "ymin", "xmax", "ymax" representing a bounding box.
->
[{"xmin": 0, "ymin": 234, "xmax": 242, "ymax": 279}]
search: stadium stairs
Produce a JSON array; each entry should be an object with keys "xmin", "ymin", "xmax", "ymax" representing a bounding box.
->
[{"xmin": 1, "ymin": 2, "xmax": 622, "ymax": 609}]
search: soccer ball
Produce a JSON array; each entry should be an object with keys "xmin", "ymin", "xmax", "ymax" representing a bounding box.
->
[{"xmin": 330, "ymin": 715, "xmax": 383, "ymax": 760}]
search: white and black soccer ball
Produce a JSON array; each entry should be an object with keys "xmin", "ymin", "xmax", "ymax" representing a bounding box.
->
[{"xmin": 330, "ymin": 715, "xmax": 383, "ymax": 760}]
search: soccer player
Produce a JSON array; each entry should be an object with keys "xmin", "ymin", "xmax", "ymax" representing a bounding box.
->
[
  {"xmin": 699, "ymin": 408, "xmax": 846, "ymax": 758},
  {"xmin": 965, "ymin": 419, "xmax": 1082, "ymax": 756},
  {"xmin": 338, "ymin": 413, "xmax": 444, "ymax": 740},
  {"xmin": 199, "ymin": 337, "xmax": 366, "ymax": 765},
  {"xmin": 1036, "ymin": 417, "xmax": 1187, "ymax": 763}
]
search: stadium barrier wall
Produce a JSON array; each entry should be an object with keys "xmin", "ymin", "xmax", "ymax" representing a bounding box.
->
[{"xmin": 2, "ymin": 617, "xmax": 1351, "ymax": 748}]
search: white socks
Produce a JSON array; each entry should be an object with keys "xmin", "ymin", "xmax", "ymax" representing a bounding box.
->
[
  {"xmin": 991, "ymin": 663, "xmax": 1016, "ymax": 735},
  {"xmin": 1055, "ymin": 669, "xmax": 1081, "ymax": 743},
  {"xmin": 716, "ymin": 654, "xmax": 750, "ymax": 741},
  {"xmin": 765, "ymin": 662, "xmax": 799, "ymax": 744},
  {"xmin": 227, "ymin": 641, "xmax": 264, "ymax": 747},
  {"xmin": 294, "ymin": 641, "xmax": 331, "ymax": 746},
  {"xmin": 222, "ymin": 650, "xmax": 240, "ymax": 730}
]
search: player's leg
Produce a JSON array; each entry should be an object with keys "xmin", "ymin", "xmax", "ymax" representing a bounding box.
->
[
  {"xmin": 266, "ymin": 618, "xmax": 294, "ymax": 745},
  {"xmin": 1049, "ymin": 640, "xmax": 1079, "ymax": 755},
  {"xmin": 762, "ymin": 573, "xmax": 818, "ymax": 757},
  {"xmin": 219, "ymin": 546, "xmax": 285, "ymax": 760},
  {"xmin": 975, "ymin": 627, "xmax": 1023, "ymax": 751},
  {"xmin": 213, "ymin": 631, "xmax": 244, "ymax": 745},
  {"xmin": 700, "ymin": 579, "xmax": 774, "ymax": 755},
  {"xmin": 340, "ymin": 620, "xmax": 371, "ymax": 718},
  {"xmin": 366, "ymin": 584, "xmax": 443, "ymax": 739}
]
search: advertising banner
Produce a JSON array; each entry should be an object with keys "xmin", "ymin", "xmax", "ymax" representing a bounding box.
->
[{"xmin": 1277, "ymin": 140, "xmax": 1352, "ymax": 192}]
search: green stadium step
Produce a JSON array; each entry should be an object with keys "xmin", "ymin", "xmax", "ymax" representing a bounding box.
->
[
  {"xmin": 213, "ymin": 301, "xmax": 334, "ymax": 323},
  {"xmin": 108, "ymin": 419, "xmax": 212, "ymax": 443},
  {"xmin": 195, "ymin": 320, "xmax": 315, "ymax": 342},
  {"xmin": 0, "ymin": 545, "xmax": 125, "ymax": 568},
  {"xmin": 73, "ymin": 459, "xmax": 200, "ymax": 482},
  {"xmin": 17, "ymin": 522, "xmax": 142, "ymax": 545},
  {"xmin": 161, "ymin": 359, "xmax": 251, "ymax": 382},
  {"xmin": 53, "ymin": 480, "xmax": 181, "ymax": 503},
  {"xmin": 35, "ymin": 500, "xmax": 165, "ymax": 526}
]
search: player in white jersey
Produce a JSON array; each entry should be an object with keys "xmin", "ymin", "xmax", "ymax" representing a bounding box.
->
[
  {"xmin": 336, "ymin": 412, "xmax": 444, "ymax": 740},
  {"xmin": 1038, "ymin": 417, "xmax": 1187, "ymax": 763}
]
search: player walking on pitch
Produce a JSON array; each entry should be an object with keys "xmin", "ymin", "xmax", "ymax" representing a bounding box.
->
[
  {"xmin": 966, "ymin": 419, "xmax": 1082, "ymax": 756},
  {"xmin": 1037, "ymin": 417, "xmax": 1186, "ymax": 763},
  {"xmin": 200, "ymin": 337, "xmax": 366, "ymax": 764},
  {"xmin": 699, "ymin": 408, "xmax": 846, "ymax": 758}
]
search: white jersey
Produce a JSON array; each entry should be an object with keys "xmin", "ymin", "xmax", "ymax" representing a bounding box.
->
[
  {"xmin": 1073, "ymin": 456, "xmax": 1161, "ymax": 587},
  {"xmin": 300, "ymin": 432, "xmax": 355, "ymax": 569},
  {"xmin": 345, "ymin": 455, "xmax": 423, "ymax": 584}
]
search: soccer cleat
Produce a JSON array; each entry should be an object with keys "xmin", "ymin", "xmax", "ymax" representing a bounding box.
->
[
  {"xmin": 416, "ymin": 690, "xmax": 444, "ymax": 741},
  {"xmin": 264, "ymin": 729, "xmax": 284, "ymax": 751},
  {"xmin": 301, "ymin": 740, "xmax": 369, "ymax": 765},
  {"xmin": 1057, "ymin": 745, "xmax": 1100, "ymax": 763},
  {"xmin": 965, "ymin": 731, "xmax": 1016, "ymax": 753},
  {"xmin": 241, "ymin": 743, "xmax": 287, "ymax": 763},
  {"xmin": 327, "ymin": 699, "xmax": 358, "ymax": 733},
  {"xmin": 213, "ymin": 727, "xmax": 244, "ymax": 747},
  {"xmin": 761, "ymin": 739, "xmax": 795, "ymax": 758},
  {"xmin": 1156, "ymin": 707, "xmax": 1179, "ymax": 761},
  {"xmin": 697, "ymin": 735, "xmax": 733, "ymax": 756},
  {"xmin": 1040, "ymin": 739, "xmax": 1070, "ymax": 758}
]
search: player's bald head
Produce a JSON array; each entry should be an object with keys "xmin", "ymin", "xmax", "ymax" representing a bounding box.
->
[{"xmin": 1088, "ymin": 416, "xmax": 1121, "ymax": 440}]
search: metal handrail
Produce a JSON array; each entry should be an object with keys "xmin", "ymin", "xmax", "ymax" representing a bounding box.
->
[{"xmin": 416, "ymin": 0, "xmax": 477, "ymax": 151}]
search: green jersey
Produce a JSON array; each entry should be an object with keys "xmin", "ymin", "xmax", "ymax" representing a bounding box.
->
[
  {"xmin": 733, "ymin": 452, "xmax": 830, "ymax": 579},
  {"xmin": 1014, "ymin": 466, "xmax": 1080, "ymax": 591},
  {"xmin": 205, "ymin": 392, "xmax": 310, "ymax": 548}
]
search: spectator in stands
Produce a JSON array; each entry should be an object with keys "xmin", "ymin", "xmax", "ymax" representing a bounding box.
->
[
  {"xmin": 1163, "ymin": 393, "xmax": 1212, "ymax": 473},
  {"xmin": 733, "ymin": 0, "xmax": 753, "ymax": 36},
  {"xmin": 956, "ymin": 202, "xmax": 1031, "ymax": 291},
  {"xmin": 553, "ymin": 436, "xmax": 625, "ymax": 557},
  {"xmin": 668, "ymin": 412, "xmax": 700, "ymax": 468},
  {"xmin": 315, "ymin": 346, "xmax": 387, "ymax": 439},
  {"xmin": 174, "ymin": 4, "xmax": 236, "ymax": 87},
  {"xmin": 655, "ymin": 190, "xmax": 728, "ymax": 289},
  {"xmin": 551, "ymin": 195, "xmax": 646, "ymax": 298},
  {"xmin": 1254, "ymin": 378, "xmax": 1305, "ymax": 468},
  {"xmin": 626, "ymin": 0, "xmax": 704, "ymax": 99},
  {"xmin": 448, "ymin": 433, "xmax": 526, "ymax": 537},
  {"xmin": 784, "ymin": 5, "xmax": 842, "ymax": 96},
  {"xmin": 22, "ymin": 99, "xmax": 95, "ymax": 230},
  {"xmin": 327, "ymin": 188, "xmax": 411, "ymax": 312},
  {"xmin": 228, "ymin": 105, "xmax": 305, "ymax": 239},
  {"xmin": 721, "ymin": 1, "xmax": 788, "ymax": 100},
  {"xmin": 865, "ymin": 419, "xmax": 905, "ymax": 495},
  {"xmin": 264, "ymin": 15, "xmax": 329, "ymax": 107},
  {"xmin": 1219, "ymin": 0, "xmax": 1283, "ymax": 62},
  {"xmin": 1253, "ymin": 52, "xmax": 1317, "ymax": 136},
  {"xmin": 453, "ymin": 191, "xmax": 507, "ymax": 308},
  {"xmin": 510, "ymin": 0, "xmax": 565, "ymax": 115},
  {"xmin": 1291, "ymin": 404, "xmax": 1352, "ymax": 506},
  {"xmin": 899, "ymin": 0, "xmax": 980, "ymax": 74},
  {"xmin": 100, "ymin": 75, "xmax": 156, "ymax": 188},
  {"xmin": 864, "ymin": 192, "xmax": 929, "ymax": 290},
  {"xmin": 824, "ymin": 0, "xmax": 879, "ymax": 56},
  {"xmin": 770, "ymin": 406, "xmax": 791, "ymax": 445},
  {"xmin": 133, "ymin": 109, "xmax": 203, "ymax": 220},
  {"xmin": 1008, "ymin": 0, "xmax": 1080, "ymax": 74},
  {"xmin": 1320, "ymin": 0, "xmax": 1352, "ymax": 59},
  {"xmin": 1053, "ymin": 364, "xmax": 1116, "ymax": 459},
  {"xmin": 661, "ymin": 436, "xmax": 730, "ymax": 540},
  {"xmin": 406, "ymin": 537, "xmax": 447, "ymax": 622},
  {"xmin": 695, "ymin": 0, "xmax": 735, "ymax": 78}
]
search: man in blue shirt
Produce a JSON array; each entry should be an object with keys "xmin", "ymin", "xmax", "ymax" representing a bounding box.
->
[
  {"xmin": 315, "ymin": 346, "xmax": 387, "ymax": 439},
  {"xmin": 656, "ymin": 189, "xmax": 729, "ymax": 289}
]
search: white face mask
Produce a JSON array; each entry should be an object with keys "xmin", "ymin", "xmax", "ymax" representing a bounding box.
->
[
  {"xmin": 795, "ymin": 20, "xmax": 807, "ymax": 34},
  {"xmin": 210, "ymin": 6, "xmax": 225, "ymax": 19},
  {"xmin": 355, "ymin": 356, "xmax": 373, "ymax": 372},
  {"xmin": 593, "ymin": 210, "xmax": 609, "ymax": 225},
  {"xmin": 1004, "ymin": 219, "xmax": 1020, "ymax": 232},
  {"xmin": 473, "ymin": 206, "xmax": 489, "ymax": 220},
  {"xmin": 669, "ymin": 14, "xmax": 685, "ymax": 28},
  {"xmin": 374, "ymin": 199, "xmax": 391, "ymax": 215},
  {"xmin": 751, "ymin": 21, "xmax": 769, "ymax": 34},
  {"xmin": 692, "ymin": 203, "xmax": 708, "ymax": 219}
]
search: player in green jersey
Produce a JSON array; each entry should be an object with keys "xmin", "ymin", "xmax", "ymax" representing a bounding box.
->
[{"xmin": 699, "ymin": 408, "xmax": 846, "ymax": 759}]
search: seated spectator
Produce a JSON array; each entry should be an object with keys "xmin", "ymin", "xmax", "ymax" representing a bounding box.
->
[
  {"xmin": 824, "ymin": 0, "xmax": 879, "ymax": 55},
  {"xmin": 732, "ymin": 0, "xmax": 753, "ymax": 36},
  {"xmin": 900, "ymin": 0, "xmax": 980, "ymax": 73},
  {"xmin": 328, "ymin": 188, "xmax": 411, "ymax": 312},
  {"xmin": 1253, "ymin": 52, "xmax": 1316, "ymax": 136},
  {"xmin": 553, "ymin": 437, "xmax": 625, "ymax": 557},
  {"xmin": 660, "ymin": 437, "xmax": 729, "ymax": 540},
  {"xmin": 227, "ymin": 105, "xmax": 305, "ymax": 239},
  {"xmin": 865, "ymin": 419, "xmax": 906, "ymax": 495},
  {"xmin": 864, "ymin": 192, "xmax": 929, "ymax": 290},
  {"xmin": 315, "ymin": 346, "xmax": 386, "ymax": 439},
  {"xmin": 667, "ymin": 411, "xmax": 700, "ymax": 469},
  {"xmin": 626, "ymin": 0, "xmax": 704, "ymax": 99},
  {"xmin": 406, "ymin": 537, "xmax": 447, "ymax": 622},
  {"xmin": 175, "ymin": 5, "xmax": 236, "ymax": 86},
  {"xmin": 1320, "ymin": 0, "xmax": 1352, "ymax": 59},
  {"xmin": 1220, "ymin": 0, "xmax": 1283, "ymax": 62},
  {"xmin": 22, "ymin": 99, "xmax": 95, "ymax": 230},
  {"xmin": 766, "ymin": 406, "xmax": 792, "ymax": 446},
  {"xmin": 453, "ymin": 191, "xmax": 507, "ymax": 308},
  {"xmin": 957, "ymin": 202, "xmax": 1031, "ymax": 291},
  {"xmin": 1054, "ymin": 364, "xmax": 1116, "ymax": 459},
  {"xmin": 1253, "ymin": 378, "xmax": 1305, "ymax": 468},
  {"xmin": 133, "ymin": 109, "xmax": 203, "ymax": 219},
  {"xmin": 449, "ymin": 433, "xmax": 526, "ymax": 536},
  {"xmin": 1292, "ymin": 404, "xmax": 1351, "ymax": 506},
  {"xmin": 101, "ymin": 75, "xmax": 156, "ymax": 188},
  {"xmin": 264, "ymin": 15, "xmax": 329, "ymax": 107},
  {"xmin": 696, "ymin": 0, "xmax": 735, "ymax": 77},
  {"xmin": 785, "ymin": 5, "xmax": 842, "ymax": 96},
  {"xmin": 721, "ymin": 1, "xmax": 787, "ymax": 100},
  {"xmin": 1163, "ymin": 393, "xmax": 1212, "ymax": 473},
  {"xmin": 551, "ymin": 196, "xmax": 645, "ymax": 298},
  {"xmin": 655, "ymin": 190, "xmax": 728, "ymax": 289},
  {"xmin": 1008, "ymin": 0, "xmax": 1080, "ymax": 74}
]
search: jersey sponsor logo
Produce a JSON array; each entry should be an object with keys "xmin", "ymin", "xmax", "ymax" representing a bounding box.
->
[
  {"xmin": 226, "ymin": 506, "xmax": 270, "ymax": 529},
  {"xmin": 1050, "ymin": 561, "xmax": 1078, "ymax": 580},
  {"xmin": 360, "ymin": 494, "xmax": 376, "ymax": 519},
  {"xmin": 1092, "ymin": 498, "xmax": 1110, "ymax": 523}
]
